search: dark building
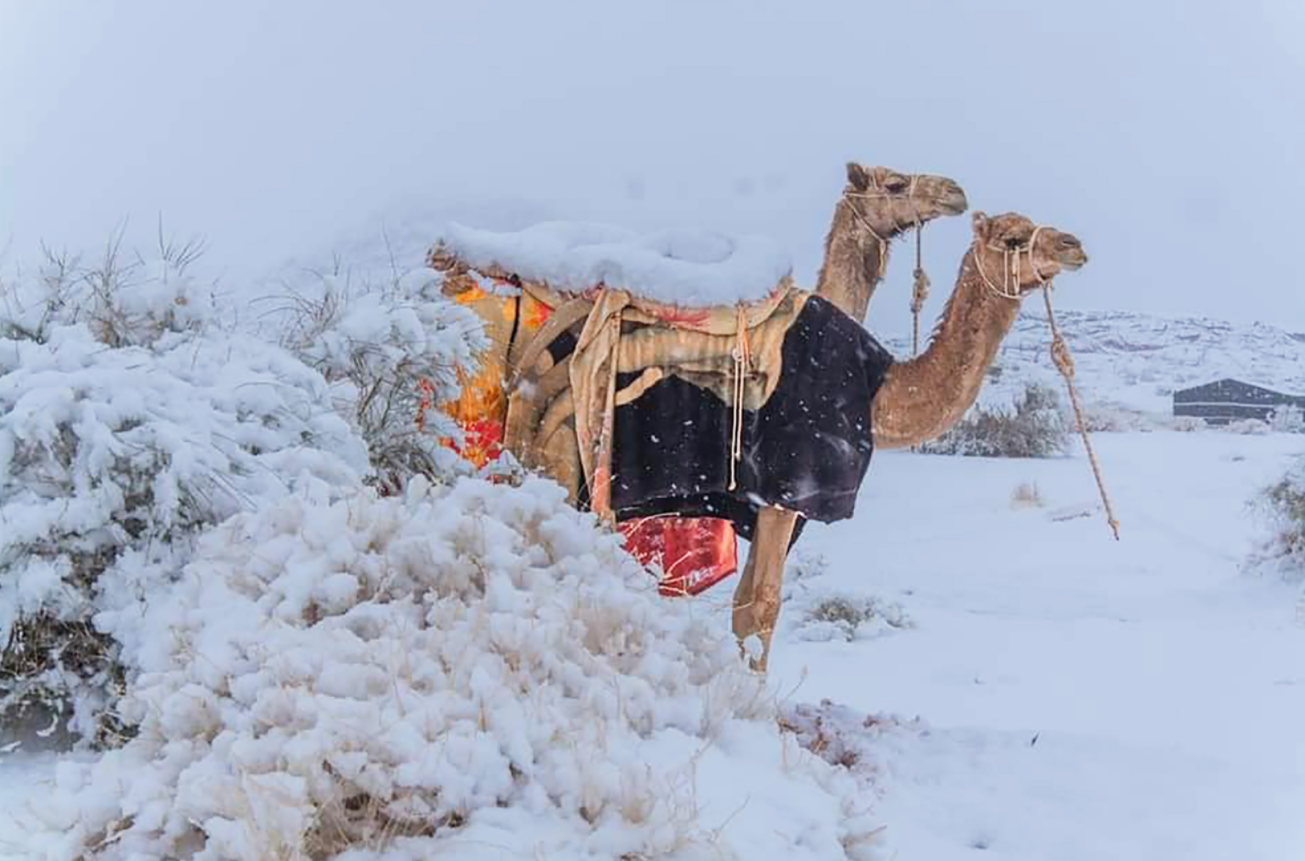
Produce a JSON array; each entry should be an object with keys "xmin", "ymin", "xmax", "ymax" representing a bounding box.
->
[{"xmin": 1172, "ymin": 378, "xmax": 1305, "ymax": 425}]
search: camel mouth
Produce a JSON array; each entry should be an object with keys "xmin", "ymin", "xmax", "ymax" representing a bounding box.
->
[
  {"xmin": 939, "ymin": 185, "xmax": 968, "ymax": 216},
  {"xmin": 1051, "ymin": 234, "xmax": 1087, "ymax": 270},
  {"xmin": 1056, "ymin": 248, "xmax": 1089, "ymax": 270}
]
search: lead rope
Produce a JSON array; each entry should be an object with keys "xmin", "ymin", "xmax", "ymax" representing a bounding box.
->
[
  {"xmin": 975, "ymin": 235, "xmax": 1120, "ymax": 540},
  {"xmin": 908, "ymin": 216, "xmax": 929, "ymax": 455},
  {"xmin": 910, "ymin": 223, "xmax": 930, "ymax": 356},
  {"xmin": 1041, "ymin": 285, "xmax": 1120, "ymax": 540},
  {"xmin": 728, "ymin": 305, "xmax": 751, "ymax": 490}
]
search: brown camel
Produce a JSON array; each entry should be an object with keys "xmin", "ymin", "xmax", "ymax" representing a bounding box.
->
[
  {"xmin": 815, "ymin": 163, "xmax": 968, "ymax": 324},
  {"xmin": 732, "ymin": 210, "xmax": 1088, "ymax": 670},
  {"xmin": 430, "ymin": 205, "xmax": 1087, "ymax": 674}
]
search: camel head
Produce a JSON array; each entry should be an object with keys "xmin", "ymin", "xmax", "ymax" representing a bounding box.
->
[
  {"xmin": 843, "ymin": 162, "xmax": 969, "ymax": 234},
  {"xmin": 970, "ymin": 211, "xmax": 1088, "ymax": 295}
]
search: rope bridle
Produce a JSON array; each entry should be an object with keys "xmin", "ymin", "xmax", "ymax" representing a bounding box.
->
[
  {"xmin": 970, "ymin": 224, "xmax": 1120, "ymax": 540},
  {"xmin": 969, "ymin": 225, "xmax": 1049, "ymax": 301}
]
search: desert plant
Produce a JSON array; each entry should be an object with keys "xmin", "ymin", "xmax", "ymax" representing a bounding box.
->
[
  {"xmin": 1010, "ymin": 481, "xmax": 1044, "ymax": 509},
  {"xmin": 25, "ymin": 478, "xmax": 882, "ymax": 861},
  {"xmin": 1269, "ymin": 404, "xmax": 1305, "ymax": 434},
  {"xmin": 0, "ymin": 237, "xmax": 382, "ymax": 744},
  {"xmin": 1250, "ymin": 459, "xmax": 1305, "ymax": 577},
  {"xmin": 798, "ymin": 594, "xmax": 912, "ymax": 642},
  {"xmin": 920, "ymin": 383, "xmax": 1069, "ymax": 458},
  {"xmin": 1227, "ymin": 418, "xmax": 1270, "ymax": 435}
]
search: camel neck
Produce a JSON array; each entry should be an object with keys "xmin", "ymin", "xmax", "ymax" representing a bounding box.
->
[
  {"xmin": 871, "ymin": 250, "xmax": 1023, "ymax": 449},
  {"xmin": 814, "ymin": 198, "xmax": 901, "ymax": 323}
]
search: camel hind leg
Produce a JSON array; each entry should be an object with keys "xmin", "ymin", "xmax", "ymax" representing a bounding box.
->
[{"xmin": 732, "ymin": 507, "xmax": 799, "ymax": 673}]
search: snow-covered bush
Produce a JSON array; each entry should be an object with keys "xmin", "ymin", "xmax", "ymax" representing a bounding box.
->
[
  {"xmin": 1249, "ymin": 457, "xmax": 1305, "ymax": 580},
  {"xmin": 1269, "ymin": 404, "xmax": 1305, "ymax": 434},
  {"xmin": 274, "ymin": 265, "xmax": 488, "ymax": 493},
  {"xmin": 920, "ymin": 383, "xmax": 1069, "ymax": 458},
  {"xmin": 797, "ymin": 594, "xmax": 912, "ymax": 643},
  {"xmin": 1227, "ymin": 417, "xmax": 1270, "ymax": 435},
  {"xmin": 0, "ymin": 235, "xmax": 212, "ymax": 348},
  {"xmin": 1166, "ymin": 415, "xmax": 1207, "ymax": 432},
  {"xmin": 0, "ymin": 244, "xmax": 371, "ymax": 744},
  {"xmin": 1080, "ymin": 401, "xmax": 1157, "ymax": 433},
  {"xmin": 779, "ymin": 699, "xmax": 924, "ymax": 786},
  {"xmin": 1010, "ymin": 481, "xmax": 1044, "ymax": 509},
  {"xmin": 25, "ymin": 477, "xmax": 881, "ymax": 861}
]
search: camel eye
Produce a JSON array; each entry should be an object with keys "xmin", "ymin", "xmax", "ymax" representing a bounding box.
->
[
  {"xmin": 1004, "ymin": 236, "xmax": 1024, "ymax": 250},
  {"xmin": 884, "ymin": 177, "xmax": 909, "ymax": 192}
]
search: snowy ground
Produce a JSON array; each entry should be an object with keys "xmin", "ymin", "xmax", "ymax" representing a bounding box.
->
[
  {"xmin": 707, "ymin": 431, "xmax": 1305, "ymax": 860},
  {"xmin": 2, "ymin": 430, "xmax": 1303, "ymax": 859}
]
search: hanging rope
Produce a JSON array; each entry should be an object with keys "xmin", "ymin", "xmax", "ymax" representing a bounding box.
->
[
  {"xmin": 1042, "ymin": 285, "xmax": 1120, "ymax": 540},
  {"xmin": 728, "ymin": 304, "xmax": 752, "ymax": 490},
  {"xmin": 910, "ymin": 224, "xmax": 930, "ymax": 356}
]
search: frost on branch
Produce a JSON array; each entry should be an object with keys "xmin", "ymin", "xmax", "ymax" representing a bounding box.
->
[
  {"xmin": 0, "ymin": 244, "xmax": 368, "ymax": 744},
  {"xmin": 24, "ymin": 478, "xmax": 881, "ymax": 860},
  {"xmin": 274, "ymin": 264, "xmax": 489, "ymax": 493}
]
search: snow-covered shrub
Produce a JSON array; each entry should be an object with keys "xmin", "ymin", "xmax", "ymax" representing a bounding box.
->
[
  {"xmin": 1227, "ymin": 417, "xmax": 1270, "ymax": 435},
  {"xmin": 1010, "ymin": 481, "xmax": 1044, "ymax": 509},
  {"xmin": 0, "ymin": 234, "xmax": 212, "ymax": 348},
  {"xmin": 797, "ymin": 594, "xmax": 912, "ymax": 643},
  {"xmin": 26, "ymin": 477, "xmax": 881, "ymax": 861},
  {"xmin": 1249, "ymin": 458, "xmax": 1305, "ymax": 580},
  {"xmin": 780, "ymin": 699, "xmax": 924, "ymax": 786},
  {"xmin": 0, "ymin": 245, "xmax": 369, "ymax": 744},
  {"xmin": 920, "ymin": 383, "xmax": 1069, "ymax": 458},
  {"xmin": 1166, "ymin": 415, "xmax": 1207, "ymax": 432},
  {"xmin": 275, "ymin": 265, "xmax": 488, "ymax": 493},
  {"xmin": 1269, "ymin": 404, "xmax": 1305, "ymax": 434},
  {"xmin": 1080, "ymin": 401, "xmax": 1157, "ymax": 433}
]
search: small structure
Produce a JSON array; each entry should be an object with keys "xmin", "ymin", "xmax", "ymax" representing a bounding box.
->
[{"xmin": 1172, "ymin": 378, "xmax": 1305, "ymax": 425}]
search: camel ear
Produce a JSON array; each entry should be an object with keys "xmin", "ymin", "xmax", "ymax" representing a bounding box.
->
[
  {"xmin": 971, "ymin": 211, "xmax": 990, "ymax": 238},
  {"xmin": 846, "ymin": 162, "xmax": 871, "ymax": 191}
]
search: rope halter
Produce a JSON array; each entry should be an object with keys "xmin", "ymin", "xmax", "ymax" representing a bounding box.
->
[
  {"xmin": 841, "ymin": 172, "xmax": 924, "ymax": 279},
  {"xmin": 971, "ymin": 223, "xmax": 1050, "ymax": 301}
]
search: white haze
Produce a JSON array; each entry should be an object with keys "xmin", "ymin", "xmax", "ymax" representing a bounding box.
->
[{"xmin": 1, "ymin": 0, "xmax": 1303, "ymax": 336}]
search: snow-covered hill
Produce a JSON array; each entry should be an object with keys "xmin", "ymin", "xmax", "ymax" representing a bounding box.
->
[{"xmin": 882, "ymin": 307, "xmax": 1305, "ymax": 416}]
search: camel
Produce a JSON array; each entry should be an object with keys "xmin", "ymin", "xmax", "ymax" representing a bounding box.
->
[
  {"xmin": 427, "ymin": 199, "xmax": 1088, "ymax": 674},
  {"xmin": 731, "ymin": 210, "xmax": 1087, "ymax": 669},
  {"xmin": 815, "ymin": 163, "xmax": 968, "ymax": 324}
]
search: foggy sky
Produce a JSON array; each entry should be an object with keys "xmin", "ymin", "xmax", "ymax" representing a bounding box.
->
[{"xmin": 2, "ymin": 0, "xmax": 1302, "ymax": 335}]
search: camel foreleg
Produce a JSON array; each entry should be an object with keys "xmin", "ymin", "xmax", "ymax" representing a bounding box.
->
[{"xmin": 731, "ymin": 507, "xmax": 799, "ymax": 673}]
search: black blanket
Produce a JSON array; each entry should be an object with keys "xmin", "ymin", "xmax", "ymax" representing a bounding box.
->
[{"xmin": 607, "ymin": 296, "xmax": 893, "ymax": 541}]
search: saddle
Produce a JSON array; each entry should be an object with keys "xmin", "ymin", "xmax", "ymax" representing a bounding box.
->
[{"xmin": 427, "ymin": 244, "xmax": 810, "ymax": 520}]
